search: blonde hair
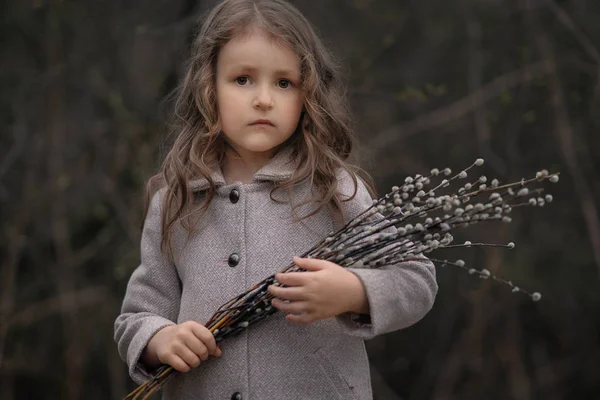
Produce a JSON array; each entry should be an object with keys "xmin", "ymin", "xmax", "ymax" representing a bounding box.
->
[{"xmin": 145, "ymin": 0, "xmax": 375, "ymax": 260}]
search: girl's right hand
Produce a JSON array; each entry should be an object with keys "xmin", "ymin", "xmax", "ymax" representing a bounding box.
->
[{"xmin": 142, "ymin": 321, "xmax": 222, "ymax": 373}]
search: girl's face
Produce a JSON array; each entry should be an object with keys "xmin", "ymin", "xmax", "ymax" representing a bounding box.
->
[{"xmin": 215, "ymin": 29, "xmax": 304, "ymax": 161}]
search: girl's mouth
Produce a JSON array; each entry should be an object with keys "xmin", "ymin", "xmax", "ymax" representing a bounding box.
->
[{"xmin": 250, "ymin": 119, "xmax": 274, "ymax": 126}]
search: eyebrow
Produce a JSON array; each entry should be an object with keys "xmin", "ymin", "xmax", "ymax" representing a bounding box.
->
[{"xmin": 233, "ymin": 64, "xmax": 299, "ymax": 77}]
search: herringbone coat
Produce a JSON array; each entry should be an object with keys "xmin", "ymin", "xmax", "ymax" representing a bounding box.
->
[{"xmin": 114, "ymin": 149, "xmax": 438, "ymax": 399}]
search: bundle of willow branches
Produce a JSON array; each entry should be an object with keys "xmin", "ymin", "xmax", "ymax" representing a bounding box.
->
[{"xmin": 124, "ymin": 158, "xmax": 559, "ymax": 399}]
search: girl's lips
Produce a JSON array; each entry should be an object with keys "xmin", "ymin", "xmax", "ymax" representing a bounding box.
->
[{"xmin": 250, "ymin": 120, "xmax": 274, "ymax": 126}]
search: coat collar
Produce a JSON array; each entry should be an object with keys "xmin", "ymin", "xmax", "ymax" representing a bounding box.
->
[{"xmin": 188, "ymin": 147, "xmax": 300, "ymax": 192}]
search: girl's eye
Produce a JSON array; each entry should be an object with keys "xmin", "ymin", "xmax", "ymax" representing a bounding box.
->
[
  {"xmin": 235, "ymin": 77, "xmax": 249, "ymax": 85},
  {"xmin": 277, "ymin": 79, "xmax": 291, "ymax": 89}
]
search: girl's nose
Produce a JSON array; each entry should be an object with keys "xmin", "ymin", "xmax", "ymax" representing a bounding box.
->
[{"xmin": 252, "ymin": 85, "xmax": 273, "ymax": 110}]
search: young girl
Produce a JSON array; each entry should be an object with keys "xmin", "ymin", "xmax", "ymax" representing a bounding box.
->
[{"xmin": 114, "ymin": 0, "xmax": 438, "ymax": 399}]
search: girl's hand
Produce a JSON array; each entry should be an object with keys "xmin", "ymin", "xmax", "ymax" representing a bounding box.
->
[
  {"xmin": 268, "ymin": 256, "xmax": 370, "ymax": 325},
  {"xmin": 142, "ymin": 321, "xmax": 222, "ymax": 373}
]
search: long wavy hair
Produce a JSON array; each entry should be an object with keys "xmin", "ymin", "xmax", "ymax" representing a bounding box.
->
[{"xmin": 145, "ymin": 0, "xmax": 375, "ymax": 261}]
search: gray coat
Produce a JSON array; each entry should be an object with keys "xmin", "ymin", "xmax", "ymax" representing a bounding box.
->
[{"xmin": 114, "ymin": 149, "xmax": 438, "ymax": 400}]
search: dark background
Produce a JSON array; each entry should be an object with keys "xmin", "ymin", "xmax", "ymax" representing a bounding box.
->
[{"xmin": 1, "ymin": 0, "xmax": 599, "ymax": 399}]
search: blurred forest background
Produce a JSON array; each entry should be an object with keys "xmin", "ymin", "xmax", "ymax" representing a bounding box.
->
[{"xmin": 1, "ymin": 0, "xmax": 599, "ymax": 399}]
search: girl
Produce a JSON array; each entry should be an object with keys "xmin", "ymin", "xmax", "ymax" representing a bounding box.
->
[{"xmin": 114, "ymin": 0, "xmax": 438, "ymax": 399}]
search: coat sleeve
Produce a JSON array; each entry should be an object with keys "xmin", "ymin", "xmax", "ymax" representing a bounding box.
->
[
  {"xmin": 334, "ymin": 170, "xmax": 438, "ymax": 340},
  {"xmin": 114, "ymin": 189, "xmax": 181, "ymax": 384}
]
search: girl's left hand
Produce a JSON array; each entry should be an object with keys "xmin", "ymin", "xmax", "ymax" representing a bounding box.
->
[{"xmin": 267, "ymin": 256, "xmax": 369, "ymax": 325}]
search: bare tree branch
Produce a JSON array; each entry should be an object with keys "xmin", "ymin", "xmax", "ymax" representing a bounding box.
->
[
  {"xmin": 464, "ymin": 1, "xmax": 508, "ymax": 175},
  {"xmin": 536, "ymin": 34, "xmax": 600, "ymax": 278},
  {"xmin": 7, "ymin": 287, "xmax": 108, "ymax": 328},
  {"xmin": 547, "ymin": 0, "xmax": 600, "ymax": 64},
  {"xmin": 370, "ymin": 61, "xmax": 552, "ymax": 153},
  {"xmin": 546, "ymin": 0, "xmax": 600, "ymax": 111}
]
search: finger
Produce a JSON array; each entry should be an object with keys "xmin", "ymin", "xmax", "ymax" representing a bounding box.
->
[
  {"xmin": 166, "ymin": 354, "xmax": 192, "ymax": 373},
  {"xmin": 189, "ymin": 323, "xmax": 218, "ymax": 356},
  {"xmin": 293, "ymin": 256, "xmax": 328, "ymax": 271},
  {"xmin": 275, "ymin": 271, "xmax": 311, "ymax": 286},
  {"xmin": 183, "ymin": 335, "xmax": 209, "ymax": 361},
  {"xmin": 271, "ymin": 298, "xmax": 310, "ymax": 314},
  {"xmin": 175, "ymin": 342, "xmax": 204, "ymax": 365},
  {"xmin": 268, "ymin": 285, "xmax": 305, "ymax": 301},
  {"xmin": 285, "ymin": 312, "xmax": 314, "ymax": 325},
  {"xmin": 215, "ymin": 345, "xmax": 222, "ymax": 357}
]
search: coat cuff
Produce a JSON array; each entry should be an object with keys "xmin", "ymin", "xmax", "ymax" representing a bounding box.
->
[
  {"xmin": 335, "ymin": 261, "xmax": 437, "ymax": 340},
  {"xmin": 126, "ymin": 316, "xmax": 175, "ymax": 384},
  {"xmin": 335, "ymin": 312, "xmax": 374, "ymax": 338},
  {"xmin": 335, "ymin": 271, "xmax": 377, "ymax": 339}
]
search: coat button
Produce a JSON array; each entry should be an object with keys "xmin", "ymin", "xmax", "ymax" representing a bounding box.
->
[
  {"xmin": 229, "ymin": 189, "xmax": 240, "ymax": 203},
  {"xmin": 231, "ymin": 392, "xmax": 242, "ymax": 400},
  {"xmin": 228, "ymin": 253, "xmax": 240, "ymax": 268}
]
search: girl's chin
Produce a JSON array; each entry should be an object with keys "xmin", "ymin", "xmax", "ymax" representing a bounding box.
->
[
  {"xmin": 227, "ymin": 142, "xmax": 281, "ymax": 157},
  {"xmin": 238, "ymin": 140, "xmax": 288, "ymax": 154},
  {"xmin": 244, "ymin": 146, "xmax": 280, "ymax": 156},
  {"xmin": 224, "ymin": 132, "xmax": 292, "ymax": 156}
]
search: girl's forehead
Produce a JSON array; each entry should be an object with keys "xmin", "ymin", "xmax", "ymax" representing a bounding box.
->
[
  {"xmin": 218, "ymin": 29, "xmax": 300, "ymax": 73},
  {"xmin": 232, "ymin": 26, "xmax": 282, "ymax": 45},
  {"xmin": 228, "ymin": 27, "xmax": 292, "ymax": 53}
]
